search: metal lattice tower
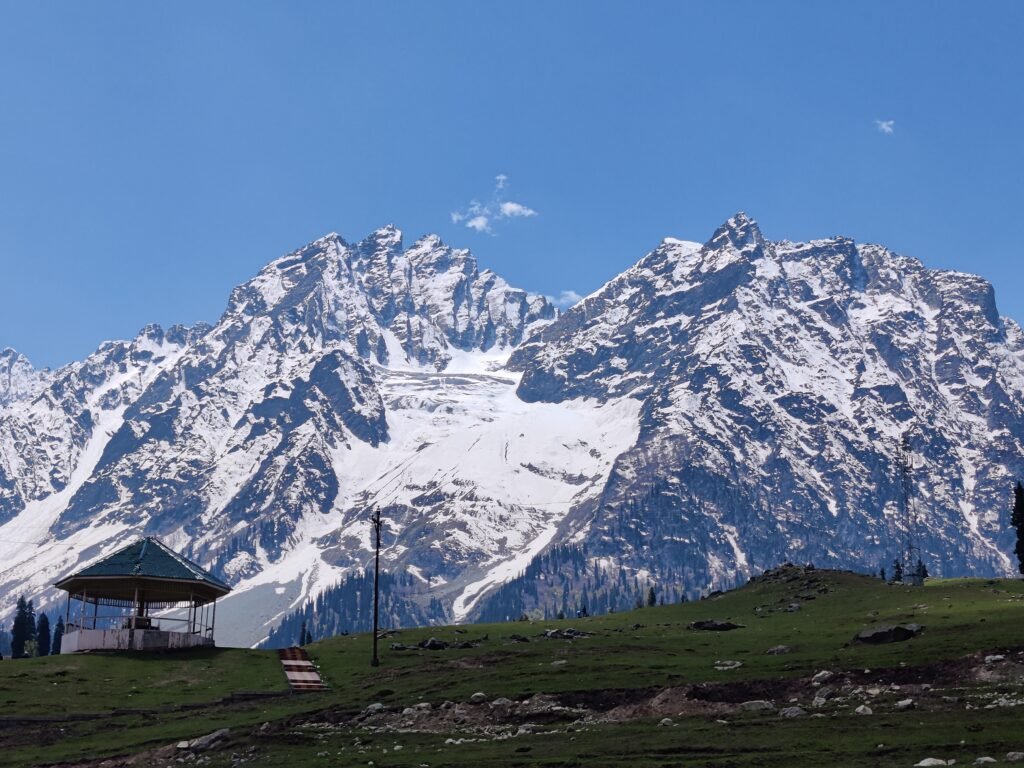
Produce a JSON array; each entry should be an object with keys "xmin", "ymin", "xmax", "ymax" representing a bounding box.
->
[{"xmin": 897, "ymin": 432, "xmax": 925, "ymax": 586}]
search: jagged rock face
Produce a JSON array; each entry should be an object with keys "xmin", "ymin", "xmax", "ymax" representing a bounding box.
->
[
  {"xmin": 2, "ymin": 214, "xmax": 1024, "ymax": 647},
  {"xmin": 33, "ymin": 228, "xmax": 557, "ymax": 558},
  {"xmin": 0, "ymin": 228, "xmax": 571, "ymax": 645},
  {"xmin": 0, "ymin": 325, "xmax": 205, "ymax": 525},
  {"xmin": 0, "ymin": 349, "xmax": 51, "ymax": 407},
  {"xmin": 508, "ymin": 213, "xmax": 1024, "ymax": 595}
]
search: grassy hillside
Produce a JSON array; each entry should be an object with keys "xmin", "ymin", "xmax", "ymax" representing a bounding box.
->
[{"xmin": 4, "ymin": 566, "xmax": 1024, "ymax": 766}]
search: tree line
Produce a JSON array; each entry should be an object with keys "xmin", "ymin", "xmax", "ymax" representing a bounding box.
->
[{"xmin": 1, "ymin": 596, "xmax": 65, "ymax": 659}]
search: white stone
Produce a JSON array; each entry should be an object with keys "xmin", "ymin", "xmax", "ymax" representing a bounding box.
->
[{"xmin": 854, "ymin": 705, "xmax": 873, "ymax": 715}]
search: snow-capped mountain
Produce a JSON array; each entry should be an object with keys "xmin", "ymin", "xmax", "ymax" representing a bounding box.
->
[
  {"xmin": 508, "ymin": 213, "xmax": 1024, "ymax": 594},
  {"xmin": 2, "ymin": 214, "xmax": 1023, "ymax": 647}
]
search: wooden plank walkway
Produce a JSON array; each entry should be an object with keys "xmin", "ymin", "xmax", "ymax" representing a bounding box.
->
[{"xmin": 278, "ymin": 646, "xmax": 328, "ymax": 691}]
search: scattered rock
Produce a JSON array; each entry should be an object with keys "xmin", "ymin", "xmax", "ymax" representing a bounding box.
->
[
  {"xmin": 551, "ymin": 659, "xmax": 568, "ymax": 666},
  {"xmin": 914, "ymin": 760, "xmax": 952, "ymax": 767},
  {"xmin": 187, "ymin": 729, "xmax": 231, "ymax": 752},
  {"xmin": 811, "ymin": 670, "xmax": 834, "ymax": 684},
  {"xmin": 785, "ymin": 602, "xmax": 802, "ymax": 612},
  {"xmin": 985, "ymin": 654, "xmax": 1006, "ymax": 664},
  {"xmin": 854, "ymin": 624, "xmax": 924, "ymax": 644},
  {"xmin": 854, "ymin": 705, "xmax": 872, "ymax": 715},
  {"xmin": 1007, "ymin": 752, "xmax": 1024, "ymax": 762},
  {"xmin": 659, "ymin": 717, "xmax": 675, "ymax": 727},
  {"xmin": 491, "ymin": 697, "xmax": 513, "ymax": 707},
  {"xmin": 765, "ymin": 645, "xmax": 792, "ymax": 655},
  {"xmin": 469, "ymin": 692, "xmax": 488, "ymax": 704},
  {"xmin": 364, "ymin": 703, "xmax": 386, "ymax": 715},
  {"xmin": 974, "ymin": 759, "xmax": 997, "ymax": 765},
  {"xmin": 419, "ymin": 637, "xmax": 449, "ymax": 651},
  {"xmin": 543, "ymin": 628, "xmax": 593, "ymax": 639},
  {"xmin": 778, "ymin": 706, "xmax": 806, "ymax": 718},
  {"xmin": 895, "ymin": 699, "xmax": 915, "ymax": 711},
  {"xmin": 714, "ymin": 660, "xmax": 743, "ymax": 671},
  {"xmin": 739, "ymin": 700, "xmax": 775, "ymax": 711},
  {"xmin": 690, "ymin": 620, "xmax": 745, "ymax": 631},
  {"xmin": 508, "ymin": 634, "xmax": 530, "ymax": 643}
]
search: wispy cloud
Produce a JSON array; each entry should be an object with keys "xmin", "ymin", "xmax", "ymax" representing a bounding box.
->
[
  {"xmin": 875, "ymin": 119, "xmax": 895, "ymax": 135},
  {"xmin": 451, "ymin": 175, "xmax": 538, "ymax": 235},
  {"xmin": 548, "ymin": 290, "xmax": 583, "ymax": 309}
]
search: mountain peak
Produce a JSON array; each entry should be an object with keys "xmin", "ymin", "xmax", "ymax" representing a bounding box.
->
[
  {"xmin": 366, "ymin": 224, "xmax": 403, "ymax": 245},
  {"xmin": 708, "ymin": 211, "xmax": 764, "ymax": 255}
]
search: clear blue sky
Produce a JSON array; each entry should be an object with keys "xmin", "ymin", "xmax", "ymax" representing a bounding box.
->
[{"xmin": 2, "ymin": 2, "xmax": 1022, "ymax": 368}]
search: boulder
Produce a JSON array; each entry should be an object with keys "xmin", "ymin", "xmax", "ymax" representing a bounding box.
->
[
  {"xmin": 811, "ymin": 670, "xmax": 834, "ymax": 684},
  {"xmin": 689, "ymin": 620, "xmax": 745, "ymax": 631},
  {"xmin": 739, "ymin": 700, "xmax": 775, "ymax": 712},
  {"xmin": 778, "ymin": 706, "xmax": 806, "ymax": 718},
  {"xmin": 854, "ymin": 705, "xmax": 873, "ymax": 715},
  {"xmin": 914, "ymin": 760, "xmax": 952, "ymax": 767},
  {"xmin": 470, "ymin": 692, "xmax": 488, "ymax": 704},
  {"xmin": 659, "ymin": 718, "xmax": 675, "ymax": 727},
  {"xmin": 854, "ymin": 624, "xmax": 924, "ymax": 644},
  {"xmin": 1007, "ymin": 753, "xmax": 1024, "ymax": 762},
  {"xmin": 895, "ymin": 698, "xmax": 915, "ymax": 711},
  {"xmin": 974, "ymin": 758, "xmax": 997, "ymax": 765},
  {"xmin": 187, "ymin": 728, "xmax": 231, "ymax": 752},
  {"xmin": 714, "ymin": 660, "xmax": 743, "ymax": 671},
  {"xmin": 765, "ymin": 645, "xmax": 792, "ymax": 655},
  {"xmin": 419, "ymin": 637, "xmax": 449, "ymax": 651}
]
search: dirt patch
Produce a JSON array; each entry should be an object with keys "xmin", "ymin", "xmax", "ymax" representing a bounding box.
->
[{"xmin": 599, "ymin": 686, "xmax": 733, "ymax": 721}]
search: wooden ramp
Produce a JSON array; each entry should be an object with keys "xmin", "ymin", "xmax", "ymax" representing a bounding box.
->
[{"xmin": 278, "ymin": 646, "xmax": 328, "ymax": 692}]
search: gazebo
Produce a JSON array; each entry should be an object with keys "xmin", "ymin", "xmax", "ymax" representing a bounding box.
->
[{"xmin": 54, "ymin": 537, "xmax": 231, "ymax": 653}]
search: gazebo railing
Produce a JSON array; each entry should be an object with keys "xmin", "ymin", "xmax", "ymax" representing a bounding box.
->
[
  {"xmin": 65, "ymin": 613, "xmax": 215, "ymax": 637},
  {"xmin": 64, "ymin": 594, "xmax": 219, "ymax": 639}
]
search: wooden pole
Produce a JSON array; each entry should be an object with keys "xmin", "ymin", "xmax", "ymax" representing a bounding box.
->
[{"xmin": 371, "ymin": 506, "xmax": 382, "ymax": 668}]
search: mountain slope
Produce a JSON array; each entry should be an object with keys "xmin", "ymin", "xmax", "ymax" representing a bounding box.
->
[
  {"xmin": 2, "ymin": 214, "xmax": 1023, "ymax": 647},
  {"xmin": 501, "ymin": 213, "xmax": 1024, "ymax": 611}
]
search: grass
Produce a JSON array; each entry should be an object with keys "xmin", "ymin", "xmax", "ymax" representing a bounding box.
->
[{"xmin": 3, "ymin": 568, "xmax": 1024, "ymax": 766}]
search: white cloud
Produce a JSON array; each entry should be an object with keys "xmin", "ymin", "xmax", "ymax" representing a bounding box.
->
[
  {"xmin": 450, "ymin": 175, "xmax": 538, "ymax": 235},
  {"xmin": 465, "ymin": 215, "xmax": 491, "ymax": 233},
  {"xmin": 499, "ymin": 201, "xmax": 537, "ymax": 218},
  {"xmin": 548, "ymin": 290, "xmax": 583, "ymax": 309},
  {"xmin": 875, "ymin": 119, "xmax": 895, "ymax": 135}
]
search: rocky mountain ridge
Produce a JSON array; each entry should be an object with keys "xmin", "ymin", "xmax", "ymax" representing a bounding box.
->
[{"xmin": 2, "ymin": 214, "xmax": 1022, "ymax": 646}]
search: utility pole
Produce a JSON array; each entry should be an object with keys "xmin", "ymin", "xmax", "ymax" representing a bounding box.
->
[{"xmin": 370, "ymin": 506, "xmax": 382, "ymax": 667}]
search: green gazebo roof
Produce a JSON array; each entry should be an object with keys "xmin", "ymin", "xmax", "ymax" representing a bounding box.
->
[{"xmin": 54, "ymin": 537, "xmax": 231, "ymax": 604}]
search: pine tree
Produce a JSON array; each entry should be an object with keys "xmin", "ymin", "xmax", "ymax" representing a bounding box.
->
[
  {"xmin": 36, "ymin": 614, "xmax": 50, "ymax": 657},
  {"xmin": 11, "ymin": 596, "xmax": 29, "ymax": 658},
  {"xmin": 304, "ymin": 627, "xmax": 313, "ymax": 645},
  {"xmin": 52, "ymin": 617, "xmax": 65, "ymax": 656},
  {"xmin": 646, "ymin": 586, "xmax": 657, "ymax": 607},
  {"xmin": 891, "ymin": 560, "xmax": 904, "ymax": 584},
  {"xmin": 299, "ymin": 620, "xmax": 307, "ymax": 646},
  {"xmin": 1012, "ymin": 481, "xmax": 1024, "ymax": 576}
]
